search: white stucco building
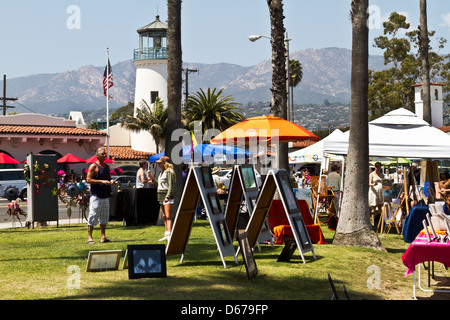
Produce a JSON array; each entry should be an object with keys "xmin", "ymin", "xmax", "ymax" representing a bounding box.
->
[
  {"xmin": 131, "ymin": 15, "xmax": 168, "ymax": 153},
  {"xmin": 413, "ymin": 82, "xmax": 445, "ymax": 127}
]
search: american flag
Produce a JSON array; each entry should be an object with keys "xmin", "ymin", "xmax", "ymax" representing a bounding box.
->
[{"xmin": 103, "ymin": 59, "xmax": 113, "ymax": 97}]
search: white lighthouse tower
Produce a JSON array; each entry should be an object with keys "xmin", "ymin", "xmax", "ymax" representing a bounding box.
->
[
  {"xmin": 413, "ymin": 82, "xmax": 445, "ymax": 127},
  {"xmin": 131, "ymin": 15, "xmax": 168, "ymax": 153}
]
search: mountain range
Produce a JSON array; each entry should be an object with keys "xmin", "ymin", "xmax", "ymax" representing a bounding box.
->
[{"xmin": 1, "ymin": 47, "xmax": 388, "ymax": 117}]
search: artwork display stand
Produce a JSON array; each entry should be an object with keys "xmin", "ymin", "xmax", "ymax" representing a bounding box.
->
[
  {"xmin": 166, "ymin": 166, "xmax": 237, "ymax": 269},
  {"xmin": 245, "ymin": 169, "xmax": 316, "ymax": 264},
  {"xmin": 224, "ymin": 164, "xmax": 273, "ymax": 246},
  {"xmin": 27, "ymin": 154, "xmax": 59, "ymax": 228}
]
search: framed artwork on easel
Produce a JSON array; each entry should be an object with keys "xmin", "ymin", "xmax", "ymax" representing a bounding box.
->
[{"xmin": 238, "ymin": 231, "xmax": 257, "ymax": 280}]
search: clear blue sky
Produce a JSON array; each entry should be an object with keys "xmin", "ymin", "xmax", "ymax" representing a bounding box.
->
[{"xmin": 1, "ymin": 0, "xmax": 449, "ymax": 79}]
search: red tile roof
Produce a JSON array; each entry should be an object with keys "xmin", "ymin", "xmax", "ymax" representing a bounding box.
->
[
  {"xmin": 0, "ymin": 125, "xmax": 105, "ymax": 136},
  {"xmin": 411, "ymin": 82, "xmax": 446, "ymax": 87},
  {"xmin": 437, "ymin": 126, "xmax": 450, "ymax": 133},
  {"xmin": 107, "ymin": 146, "xmax": 155, "ymax": 161}
]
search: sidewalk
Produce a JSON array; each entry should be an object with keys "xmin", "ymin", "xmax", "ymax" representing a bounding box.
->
[{"xmin": 0, "ymin": 218, "xmax": 85, "ymax": 230}]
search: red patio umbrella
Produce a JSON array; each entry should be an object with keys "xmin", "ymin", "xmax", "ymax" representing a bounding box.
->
[
  {"xmin": 0, "ymin": 153, "xmax": 21, "ymax": 164},
  {"xmin": 85, "ymin": 155, "xmax": 115, "ymax": 164},
  {"xmin": 57, "ymin": 153, "xmax": 86, "ymax": 164}
]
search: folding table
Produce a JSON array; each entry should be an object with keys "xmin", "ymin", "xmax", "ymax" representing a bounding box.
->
[{"xmin": 401, "ymin": 235, "xmax": 450, "ymax": 299}]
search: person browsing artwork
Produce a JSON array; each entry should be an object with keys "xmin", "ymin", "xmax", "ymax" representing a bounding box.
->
[
  {"xmin": 438, "ymin": 169, "xmax": 450, "ymax": 211},
  {"xmin": 368, "ymin": 161, "xmax": 384, "ymax": 225},
  {"xmin": 327, "ymin": 164, "xmax": 342, "ymax": 214},
  {"xmin": 136, "ymin": 158, "xmax": 150, "ymax": 188},
  {"xmin": 86, "ymin": 147, "xmax": 115, "ymax": 244},
  {"xmin": 148, "ymin": 156, "xmax": 175, "ymax": 241}
]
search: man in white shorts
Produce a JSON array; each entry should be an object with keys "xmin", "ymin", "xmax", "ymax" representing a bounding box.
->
[{"xmin": 86, "ymin": 147, "xmax": 115, "ymax": 244}]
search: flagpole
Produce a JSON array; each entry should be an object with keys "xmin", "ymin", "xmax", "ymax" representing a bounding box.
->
[{"xmin": 106, "ymin": 47, "xmax": 110, "ymax": 158}]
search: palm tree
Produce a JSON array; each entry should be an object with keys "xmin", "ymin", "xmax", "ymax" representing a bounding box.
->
[
  {"xmin": 267, "ymin": 0, "xmax": 289, "ymax": 171},
  {"xmin": 166, "ymin": 0, "xmax": 183, "ymax": 204},
  {"xmin": 183, "ymin": 88, "xmax": 244, "ymax": 136},
  {"xmin": 121, "ymin": 98, "xmax": 167, "ymax": 154},
  {"xmin": 420, "ymin": 0, "xmax": 431, "ymax": 124},
  {"xmin": 289, "ymin": 59, "xmax": 303, "ymax": 122},
  {"xmin": 332, "ymin": 0, "xmax": 385, "ymax": 251}
]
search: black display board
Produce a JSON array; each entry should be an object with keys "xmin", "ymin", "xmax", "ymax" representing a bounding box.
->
[
  {"xmin": 27, "ymin": 154, "xmax": 59, "ymax": 227},
  {"xmin": 119, "ymin": 188, "xmax": 159, "ymax": 226}
]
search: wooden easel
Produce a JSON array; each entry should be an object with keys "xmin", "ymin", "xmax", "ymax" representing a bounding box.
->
[
  {"xmin": 377, "ymin": 169, "xmax": 414, "ymax": 237},
  {"xmin": 377, "ymin": 202, "xmax": 401, "ymax": 237}
]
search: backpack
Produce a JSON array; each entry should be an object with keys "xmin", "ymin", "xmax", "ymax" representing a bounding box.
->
[{"xmin": 327, "ymin": 213, "xmax": 339, "ymax": 230}]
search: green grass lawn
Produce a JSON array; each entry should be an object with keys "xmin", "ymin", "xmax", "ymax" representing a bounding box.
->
[{"xmin": 0, "ymin": 219, "xmax": 448, "ymax": 301}]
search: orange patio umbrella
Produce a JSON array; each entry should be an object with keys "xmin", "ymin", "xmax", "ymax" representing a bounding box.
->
[
  {"xmin": 85, "ymin": 155, "xmax": 115, "ymax": 164},
  {"xmin": 210, "ymin": 115, "xmax": 319, "ymax": 145},
  {"xmin": 57, "ymin": 153, "xmax": 86, "ymax": 164}
]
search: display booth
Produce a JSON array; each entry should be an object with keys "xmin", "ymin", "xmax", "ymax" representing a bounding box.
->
[
  {"xmin": 245, "ymin": 169, "xmax": 316, "ymax": 264},
  {"xmin": 166, "ymin": 166, "xmax": 237, "ymax": 269},
  {"xmin": 113, "ymin": 188, "xmax": 160, "ymax": 226},
  {"xmin": 224, "ymin": 164, "xmax": 273, "ymax": 244},
  {"xmin": 26, "ymin": 154, "xmax": 59, "ymax": 227}
]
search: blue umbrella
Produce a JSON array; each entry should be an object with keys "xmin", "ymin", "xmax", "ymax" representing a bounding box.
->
[
  {"xmin": 182, "ymin": 144, "xmax": 251, "ymax": 163},
  {"xmin": 148, "ymin": 152, "xmax": 165, "ymax": 163},
  {"xmin": 148, "ymin": 146, "xmax": 193, "ymax": 163}
]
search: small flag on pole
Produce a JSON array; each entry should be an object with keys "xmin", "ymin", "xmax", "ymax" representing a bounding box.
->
[{"xmin": 103, "ymin": 59, "xmax": 113, "ymax": 97}]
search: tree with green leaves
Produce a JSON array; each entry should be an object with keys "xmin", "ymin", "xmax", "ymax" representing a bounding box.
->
[
  {"xmin": 110, "ymin": 102, "xmax": 134, "ymax": 123},
  {"xmin": 369, "ymin": 12, "xmax": 447, "ymax": 120},
  {"xmin": 183, "ymin": 88, "xmax": 244, "ymax": 136},
  {"xmin": 289, "ymin": 59, "xmax": 303, "ymax": 122},
  {"xmin": 120, "ymin": 98, "xmax": 167, "ymax": 154}
]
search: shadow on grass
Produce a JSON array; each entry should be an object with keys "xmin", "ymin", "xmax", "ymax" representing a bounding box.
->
[{"xmin": 52, "ymin": 267, "xmax": 383, "ymax": 301}]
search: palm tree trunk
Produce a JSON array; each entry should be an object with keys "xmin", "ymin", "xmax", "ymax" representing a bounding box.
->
[
  {"xmin": 332, "ymin": 0, "xmax": 385, "ymax": 251},
  {"xmin": 167, "ymin": 0, "xmax": 183, "ymax": 204},
  {"xmin": 291, "ymin": 85, "xmax": 294, "ymax": 122},
  {"xmin": 267, "ymin": 0, "xmax": 289, "ymax": 171},
  {"xmin": 420, "ymin": 0, "xmax": 431, "ymax": 124}
]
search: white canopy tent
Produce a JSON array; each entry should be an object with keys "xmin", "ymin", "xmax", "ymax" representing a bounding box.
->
[
  {"xmin": 288, "ymin": 129, "xmax": 346, "ymax": 222},
  {"xmin": 323, "ymin": 108, "xmax": 450, "ymax": 159},
  {"xmin": 289, "ymin": 129, "xmax": 345, "ymax": 164},
  {"xmin": 315, "ymin": 108, "xmax": 450, "ymax": 223}
]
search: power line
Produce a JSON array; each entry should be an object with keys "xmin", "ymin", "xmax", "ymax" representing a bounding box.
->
[{"xmin": 12, "ymin": 102, "xmax": 37, "ymax": 114}]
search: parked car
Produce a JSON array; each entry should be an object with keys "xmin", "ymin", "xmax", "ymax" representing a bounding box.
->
[
  {"xmin": 0, "ymin": 168, "xmax": 27, "ymax": 201},
  {"xmin": 218, "ymin": 167, "xmax": 262, "ymax": 190},
  {"xmin": 111, "ymin": 175, "xmax": 136, "ymax": 192}
]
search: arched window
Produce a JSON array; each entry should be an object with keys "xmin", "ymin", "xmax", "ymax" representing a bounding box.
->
[
  {"xmin": 38, "ymin": 150, "xmax": 67, "ymax": 173},
  {"xmin": 0, "ymin": 150, "xmax": 20, "ymax": 169}
]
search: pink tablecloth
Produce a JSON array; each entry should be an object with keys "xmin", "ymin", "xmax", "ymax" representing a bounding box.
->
[{"xmin": 401, "ymin": 235, "xmax": 450, "ymax": 276}]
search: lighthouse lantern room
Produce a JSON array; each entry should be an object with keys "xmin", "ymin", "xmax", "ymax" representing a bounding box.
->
[{"xmin": 131, "ymin": 15, "xmax": 168, "ymax": 153}]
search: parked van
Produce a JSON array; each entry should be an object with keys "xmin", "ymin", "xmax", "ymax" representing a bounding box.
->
[{"xmin": 0, "ymin": 169, "xmax": 27, "ymax": 201}]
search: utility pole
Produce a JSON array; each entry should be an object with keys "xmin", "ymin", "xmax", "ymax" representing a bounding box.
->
[
  {"xmin": 183, "ymin": 67, "xmax": 198, "ymax": 110},
  {"xmin": 1, "ymin": 75, "xmax": 18, "ymax": 115}
]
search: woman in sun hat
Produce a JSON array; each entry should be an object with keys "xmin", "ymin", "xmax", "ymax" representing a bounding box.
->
[{"xmin": 148, "ymin": 156, "xmax": 175, "ymax": 241}]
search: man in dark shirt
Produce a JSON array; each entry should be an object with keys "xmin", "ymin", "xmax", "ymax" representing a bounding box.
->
[{"xmin": 86, "ymin": 147, "xmax": 115, "ymax": 244}]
